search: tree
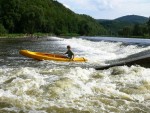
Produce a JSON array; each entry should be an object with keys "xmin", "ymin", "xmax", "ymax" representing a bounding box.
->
[
  {"xmin": 0, "ymin": 23, "xmax": 7, "ymax": 35},
  {"xmin": 132, "ymin": 24, "xmax": 142, "ymax": 36},
  {"xmin": 124, "ymin": 26, "xmax": 131, "ymax": 37},
  {"xmin": 20, "ymin": 6, "xmax": 44, "ymax": 33},
  {"xmin": 0, "ymin": 0, "xmax": 107, "ymax": 35},
  {"xmin": 147, "ymin": 17, "xmax": 150, "ymax": 36}
]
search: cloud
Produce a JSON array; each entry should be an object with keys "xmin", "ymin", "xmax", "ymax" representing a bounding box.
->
[
  {"xmin": 57, "ymin": 0, "xmax": 150, "ymax": 19},
  {"xmin": 58, "ymin": 0, "xmax": 120, "ymax": 11},
  {"xmin": 62, "ymin": 4, "xmax": 70, "ymax": 9}
]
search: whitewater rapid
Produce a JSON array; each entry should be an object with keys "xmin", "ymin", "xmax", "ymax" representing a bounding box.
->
[{"xmin": 0, "ymin": 36, "xmax": 150, "ymax": 113}]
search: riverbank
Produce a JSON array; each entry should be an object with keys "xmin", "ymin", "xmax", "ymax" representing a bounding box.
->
[
  {"xmin": 1, "ymin": 33, "xmax": 150, "ymax": 40},
  {"xmin": 0, "ymin": 33, "xmax": 56, "ymax": 43},
  {"xmin": 0, "ymin": 33, "xmax": 81, "ymax": 39},
  {"xmin": 0, "ymin": 33, "xmax": 52, "ymax": 38}
]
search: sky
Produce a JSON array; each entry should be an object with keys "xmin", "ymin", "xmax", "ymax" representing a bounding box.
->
[{"xmin": 57, "ymin": 0, "xmax": 150, "ymax": 19}]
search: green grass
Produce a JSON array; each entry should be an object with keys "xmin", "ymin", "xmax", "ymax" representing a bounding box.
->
[
  {"xmin": 0, "ymin": 33, "xmax": 53, "ymax": 38},
  {"xmin": 0, "ymin": 33, "xmax": 25, "ymax": 38},
  {"xmin": 60, "ymin": 33, "xmax": 80, "ymax": 37}
]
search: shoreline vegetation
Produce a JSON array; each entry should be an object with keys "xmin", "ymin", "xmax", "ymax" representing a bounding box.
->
[
  {"xmin": 0, "ymin": 0, "xmax": 107, "ymax": 37},
  {"xmin": 0, "ymin": 1, "xmax": 149, "ymax": 39},
  {"xmin": 0, "ymin": 33, "xmax": 81, "ymax": 39},
  {"xmin": 0, "ymin": 33, "xmax": 50, "ymax": 39},
  {"xmin": 0, "ymin": 33, "xmax": 149, "ymax": 40},
  {"xmin": 0, "ymin": 33, "xmax": 51, "ymax": 42}
]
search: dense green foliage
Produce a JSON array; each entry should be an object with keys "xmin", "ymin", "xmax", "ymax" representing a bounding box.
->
[
  {"xmin": 98, "ymin": 15, "xmax": 150, "ymax": 38},
  {"xmin": 147, "ymin": 18, "xmax": 150, "ymax": 35},
  {"xmin": 1, "ymin": 0, "xmax": 149, "ymax": 38},
  {"xmin": 0, "ymin": 0, "xmax": 106, "ymax": 36},
  {"xmin": 115, "ymin": 15, "xmax": 148, "ymax": 24},
  {"xmin": 0, "ymin": 23, "xmax": 7, "ymax": 35}
]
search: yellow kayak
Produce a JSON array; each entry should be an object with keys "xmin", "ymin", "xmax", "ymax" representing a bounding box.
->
[{"xmin": 19, "ymin": 50, "xmax": 87, "ymax": 62}]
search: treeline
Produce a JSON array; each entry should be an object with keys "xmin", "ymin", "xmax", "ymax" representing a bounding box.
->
[
  {"xmin": 0, "ymin": 0, "xmax": 107, "ymax": 36},
  {"xmin": 118, "ymin": 18, "xmax": 150, "ymax": 37},
  {"xmin": 98, "ymin": 15, "xmax": 150, "ymax": 38}
]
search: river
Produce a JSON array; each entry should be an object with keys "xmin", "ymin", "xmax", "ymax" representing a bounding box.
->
[{"xmin": 0, "ymin": 36, "xmax": 150, "ymax": 113}]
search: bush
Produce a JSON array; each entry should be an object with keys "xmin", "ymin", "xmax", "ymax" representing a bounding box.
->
[{"xmin": 0, "ymin": 23, "xmax": 7, "ymax": 35}]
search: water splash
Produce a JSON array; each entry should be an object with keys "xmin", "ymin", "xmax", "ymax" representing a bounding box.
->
[{"xmin": 1, "ymin": 37, "xmax": 150, "ymax": 112}]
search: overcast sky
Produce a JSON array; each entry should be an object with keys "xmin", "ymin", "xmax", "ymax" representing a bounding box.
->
[{"xmin": 57, "ymin": 0, "xmax": 150, "ymax": 19}]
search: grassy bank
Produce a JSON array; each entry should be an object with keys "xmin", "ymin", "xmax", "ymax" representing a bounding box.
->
[
  {"xmin": 0, "ymin": 33, "xmax": 53, "ymax": 39},
  {"xmin": 0, "ymin": 33, "xmax": 81, "ymax": 39},
  {"xmin": 1, "ymin": 33, "xmax": 149, "ymax": 39}
]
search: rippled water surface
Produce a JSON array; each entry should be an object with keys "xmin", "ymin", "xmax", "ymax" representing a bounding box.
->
[{"xmin": 0, "ymin": 36, "xmax": 150, "ymax": 113}]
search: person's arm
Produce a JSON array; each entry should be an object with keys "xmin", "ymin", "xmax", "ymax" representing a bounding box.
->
[
  {"xmin": 72, "ymin": 54, "xmax": 74, "ymax": 60},
  {"xmin": 71, "ymin": 51, "xmax": 74, "ymax": 60},
  {"xmin": 65, "ymin": 51, "xmax": 68, "ymax": 54}
]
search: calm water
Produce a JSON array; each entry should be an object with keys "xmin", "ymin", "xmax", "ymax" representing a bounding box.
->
[{"xmin": 0, "ymin": 36, "xmax": 150, "ymax": 113}]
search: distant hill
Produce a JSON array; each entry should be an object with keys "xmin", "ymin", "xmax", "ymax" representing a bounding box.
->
[
  {"xmin": 115, "ymin": 15, "xmax": 148, "ymax": 24},
  {"xmin": 97, "ymin": 15, "xmax": 149, "ymax": 36}
]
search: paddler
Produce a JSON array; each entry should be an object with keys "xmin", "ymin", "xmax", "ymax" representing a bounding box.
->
[{"xmin": 65, "ymin": 45, "xmax": 74, "ymax": 60}]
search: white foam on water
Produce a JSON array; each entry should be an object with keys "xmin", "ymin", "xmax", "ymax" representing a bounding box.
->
[
  {"xmin": 56, "ymin": 37, "xmax": 150, "ymax": 65},
  {"xmin": 1, "ymin": 37, "xmax": 150, "ymax": 112},
  {"xmin": 1, "ymin": 65, "xmax": 150, "ymax": 112}
]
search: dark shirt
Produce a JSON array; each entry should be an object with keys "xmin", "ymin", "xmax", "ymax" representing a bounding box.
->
[{"xmin": 65, "ymin": 50, "xmax": 74, "ymax": 59}]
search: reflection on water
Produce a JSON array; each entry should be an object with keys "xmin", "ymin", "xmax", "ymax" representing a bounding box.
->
[{"xmin": 0, "ymin": 37, "xmax": 150, "ymax": 113}]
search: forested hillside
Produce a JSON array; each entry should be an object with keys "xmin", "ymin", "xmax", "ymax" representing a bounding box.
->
[
  {"xmin": 98, "ymin": 15, "xmax": 150, "ymax": 37},
  {"xmin": 115, "ymin": 15, "xmax": 148, "ymax": 23},
  {"xmin": 0, "ymin": 0, "xmax": 107, "ymax": 36}
]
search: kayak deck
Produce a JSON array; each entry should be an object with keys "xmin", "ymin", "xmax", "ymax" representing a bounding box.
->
[{"xmin": 19, "ymin": 50, "xmax": 87, "ymax": 62}]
